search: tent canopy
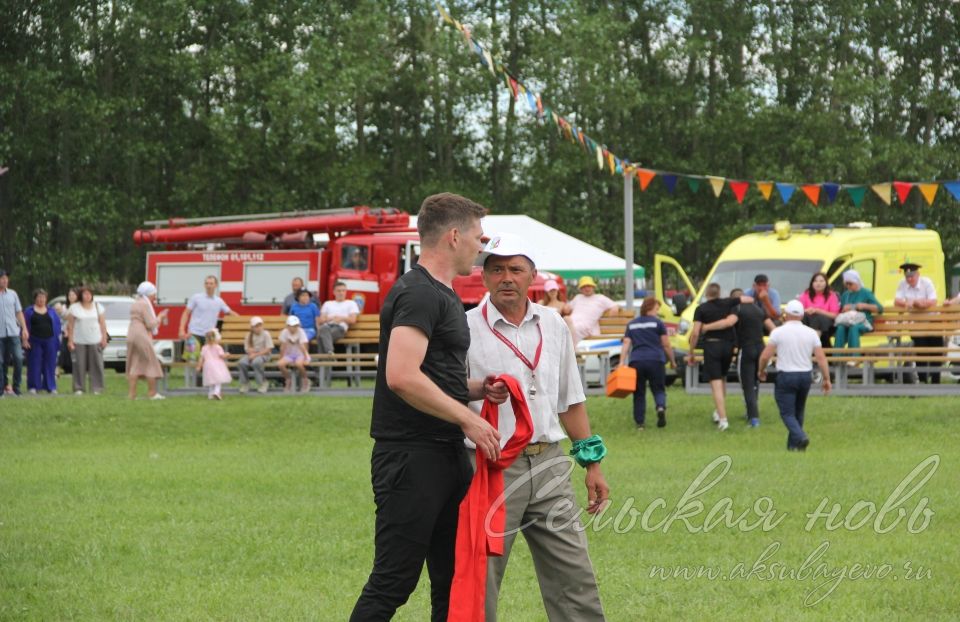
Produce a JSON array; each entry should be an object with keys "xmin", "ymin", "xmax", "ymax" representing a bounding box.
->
[{"xmin": 411, "ymin": 214, "xmax": 643, "ymax": 280}]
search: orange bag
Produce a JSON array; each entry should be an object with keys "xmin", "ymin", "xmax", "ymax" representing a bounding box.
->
[{"xmin": 606, "ymin": 366, "xmax": 636, "ymax": 398}]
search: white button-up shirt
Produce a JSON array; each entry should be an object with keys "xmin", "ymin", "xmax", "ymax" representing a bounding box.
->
[
  {"xmin": 895, "ymin": 276, "xmax": 937, "ymax": 303},
  {"xmin": 466, "ymin": 300, "xmax": 585, "ymax": 446}
]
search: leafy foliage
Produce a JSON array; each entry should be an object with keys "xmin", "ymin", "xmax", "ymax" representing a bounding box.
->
[{"xmin": 1, "ymin": 1, "xmax": 959, "ymax": 294}]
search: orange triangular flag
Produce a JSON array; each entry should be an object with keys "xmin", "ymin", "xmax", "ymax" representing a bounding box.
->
[
  {"xmin": 756, "ymin": 182, "xmax": 774, "ymax": 200},
  {"xmin": 607, "ymin": 151, "xmax": 615, "ymax": 175},
  {"xmin": 707, "ymin": 176, "xmax": 725, "ymax": 198},
  {"xmin": 871, "ymin": 183, "xmax": 892, "ymax": 206},
  {"xmin": 637, "ymin": 169, "xmax": 656, "ymax": 191},
  {"xmin": 801, "ymin": 184, "xmax": 821, "ymax": 206},
  {"xmin": 918, "ymin": 183, "xmax": 938, "ymax": 205}
]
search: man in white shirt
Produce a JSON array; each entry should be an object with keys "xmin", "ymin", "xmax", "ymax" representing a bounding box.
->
[
  {"xmin": 466, "ymin": 233, "xmax": 608, "ymax": 621},
  {"xmin": 758, "ymin": 300, "xmax": 832, "ymax": 451},
  {"xmin": 317, "ymin": 282, "xmax": 360, "ymax": 354},
  {"xmin": 178, "ymin": 275, "xmax": 238, "ymax": 345},
  {"xmin": 894, "ymin": 262, "xmax": 941, "ymax": 384}
]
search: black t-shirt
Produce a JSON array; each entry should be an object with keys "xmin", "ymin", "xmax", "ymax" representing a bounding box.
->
[
  {"xmin": 30, "ymin": 310, "xmax": 55, "ymax": 339},
  {"xmin": 370, "ymin": 264, "xmax": 470, "ymax": 442},
  {"xmin": 734, "ymin": 303, "xmax": 766, "ymax": 347},
  {"xmin": 693, "ymin": 297, "xmax": 740, "ymax": 342}
]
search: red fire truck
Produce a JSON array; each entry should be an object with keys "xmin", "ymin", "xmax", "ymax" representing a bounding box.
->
[{"xmin": 133, "ymin": 207, "xmax": 564, "ymax": 341}]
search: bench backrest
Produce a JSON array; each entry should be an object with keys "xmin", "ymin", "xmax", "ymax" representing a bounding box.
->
[
  {"xmin": 221, "ymin": 314, "xmax": 383, "ymax": 346},
  {"xmin": 872, "ymin": 306, "xmax": 960, "ymax": 336},
  {"xmin": 221, "ymin": 316, "xmax": 287, "ymax": 345}
]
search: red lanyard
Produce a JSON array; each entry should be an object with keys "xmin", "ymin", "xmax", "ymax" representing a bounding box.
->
[{"xmin": 481, "ymin": 302, "xmax": 542, "ymax": 372}]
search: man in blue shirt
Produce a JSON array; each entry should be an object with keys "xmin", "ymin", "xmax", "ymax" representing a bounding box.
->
[{"xmin": 745, "ymin": 274, "xmax": 782, "ymax": 323}]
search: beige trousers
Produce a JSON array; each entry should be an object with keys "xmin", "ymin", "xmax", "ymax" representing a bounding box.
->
[
  {"xmin": 471, "ymin": 442, "xmax": 605, "ymax": 621},
  {"xmin": 73, "ymin": 343, "xmax": 104, "ymax": 393}
]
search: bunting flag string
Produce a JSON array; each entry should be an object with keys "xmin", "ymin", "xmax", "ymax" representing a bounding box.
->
[{"xmin": 437, "ymin": 4, "xmax": 960, "ymax": 208}]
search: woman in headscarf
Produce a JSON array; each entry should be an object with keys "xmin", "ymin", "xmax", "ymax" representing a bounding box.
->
[
  {"xmin": 834, "ymin": 269, "xmax": 882, "ymax": 349},
  {"xmin": 126, "ymin": 282, "xmax": 169, "ymax": 399}
]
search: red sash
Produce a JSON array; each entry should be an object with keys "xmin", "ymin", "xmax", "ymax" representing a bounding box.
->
[{"xmin": 448, "ymin": 374, "xmax": 533, "ymax": 622}]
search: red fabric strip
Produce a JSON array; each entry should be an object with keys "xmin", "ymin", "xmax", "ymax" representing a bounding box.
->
[{"xmin": 448, "ymin": 375, "xmax": 533, "ymax": 621}]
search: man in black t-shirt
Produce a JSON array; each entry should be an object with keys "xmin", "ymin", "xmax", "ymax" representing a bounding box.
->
[
  {"xmin": 351, "ymin": 193, "xmax": 507, "ymax": 622},
  {"xmin": 701, "ymin": 287, "xmax": 775, "ymax": 428},
  {"xmin": 686, "ymin": 283, "xmax": 752, "ymax": 431}
]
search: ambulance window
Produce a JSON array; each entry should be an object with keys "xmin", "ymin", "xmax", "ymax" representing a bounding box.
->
[
  {"xmin": 830, "ymin": 259, "xmax": 875, "ymax": 292},
  {"xmin": 342, "ymin": 245, "xmax": 368, "ymax": 271},
  {"xmin": 659, "ymin": 262, "xmax": 692, "ymax": 313},
  {"xmin": 156, "ymin": 263, "xmax": 221, "ymax": 305},
  {"xmin": 825, "ymin": 258, "xmax": 847, "ymax": 281},
  {"xmin": 849, "ymin": 259, "xmax": 875, "ymax": 290}
]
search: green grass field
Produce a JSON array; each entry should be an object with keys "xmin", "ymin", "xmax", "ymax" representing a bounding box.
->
[{"xmin": 2, "ymin": 375, "xmax": 959, "ymax": 621}]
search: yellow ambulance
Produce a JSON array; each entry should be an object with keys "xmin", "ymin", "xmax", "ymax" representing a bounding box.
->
[{"xmin": 653, "ymin": 221, "xmax": 946, "ymax": 378}]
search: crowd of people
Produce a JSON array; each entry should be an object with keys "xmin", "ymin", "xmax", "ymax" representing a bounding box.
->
[
  {"xmin": 0, "ymin": 266, "xmax": 367, "ymax": 398},
  {"xmin": 617, "ymin": 262, "xmax": 954, "ymax": 453},
  {"xmin": 0, "ymin": 269, "xmax": 116, "ymax": 397}
]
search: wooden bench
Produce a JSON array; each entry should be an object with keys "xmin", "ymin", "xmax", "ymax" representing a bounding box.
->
[
  {"xmin": 872, "ymin": 305, "xmax": 960, "ymax": 340},
  {"xmin": 575, "ymin": 309, "xmax": 634, "ymax": 388},
  {"xmin": 682, "ymin": 346, "xmax": 958, "ymax": 396},
  {"xmin": 161, "ymin": 351, "xmax": 380, "ymax": 391},
  {"xmin": 164, "ymin": 314, "xmax": 383, "ymax": 390}
]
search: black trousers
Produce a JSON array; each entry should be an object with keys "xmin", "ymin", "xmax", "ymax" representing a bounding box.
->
[
  {"xmin": 803, "ymin": 314, "xmax": 834, "ymax": 348},
  {"xmin": 351, "ymin": 440, "xmax": 473, "ymax": 622},
  {"xmin": 737, "ymin": 342, "xmax": 764, "ymax": 421},
  {"xmin": 912, "ymin": 335, "xmax": 944, "ymax": 384}
]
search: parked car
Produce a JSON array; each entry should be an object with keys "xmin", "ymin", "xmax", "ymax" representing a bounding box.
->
[{"xmin": 50, "ymin": 295, "xmax": 174, "ymax": 373}]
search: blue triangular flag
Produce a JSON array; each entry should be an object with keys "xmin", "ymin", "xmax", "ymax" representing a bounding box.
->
[
  {"xmin": 776, "ymin": 183, "xmax": 796, "ymax": 205},
  {"xmin": 615, "ymin": 157, "xmax": 622, "ymax": 175},
  {"xmin": 822, "ymin": 183, "xmax": 840, "ymax": 203},
  {"xmin": 525, "ymin": 91, "xmax": 538, "ymax": 115},
  {"xmin": 944, "ymin": 181, "xmax": 960, "ymax": 201},
  {"xmin": 661, "ymin": 174, "xmax": 678, "ymax": 194}
]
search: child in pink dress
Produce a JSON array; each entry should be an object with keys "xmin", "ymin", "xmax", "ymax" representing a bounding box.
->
[{"xmin": 197, "ymin": 328, "xmax": 232, "ymax": 400}]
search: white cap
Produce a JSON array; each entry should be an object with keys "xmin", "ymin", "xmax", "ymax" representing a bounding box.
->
[
  {"xmin": 475, "ymin": 233, "xmax": 537, "ymax": 268},
  {"xmin": 785, "ymin": 300, "xmax": 804, "ymax": 316},
  {"xmin": 286, "ymin": 315, "xmax": 301, "ymax": 326},
  {"xmin": 250, "ymin": 316, "xmax": 264, "ymax": 327}
]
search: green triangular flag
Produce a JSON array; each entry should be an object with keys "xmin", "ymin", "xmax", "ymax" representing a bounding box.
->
[
  {"xmin": 846, "ymin": 186, "xmax": 867, "ymax": 207},
  {"xmin": 686, "ymin": 177, "xmax": 701, "ymax": 194}
]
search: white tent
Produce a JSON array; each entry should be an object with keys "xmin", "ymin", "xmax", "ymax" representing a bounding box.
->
[{"xmin": 411, "ymin": 214, "xmax": 643, "ymax": 280}]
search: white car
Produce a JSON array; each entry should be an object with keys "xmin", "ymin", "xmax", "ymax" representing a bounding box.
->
[{"xmin": 51, "ymin": 295, "xmax": 174, "ymax": 372}]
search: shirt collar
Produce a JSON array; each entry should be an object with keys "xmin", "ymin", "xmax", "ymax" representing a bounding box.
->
[{"xmin": 485, "ymin": 298, "xmax": 539, "ymax": 329}]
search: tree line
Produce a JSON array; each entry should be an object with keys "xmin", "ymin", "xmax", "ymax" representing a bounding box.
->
[{"xmin": 2, "ymin": 0, "xmax": 959, "ymax": 296}]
